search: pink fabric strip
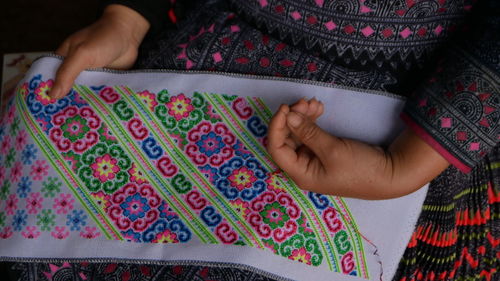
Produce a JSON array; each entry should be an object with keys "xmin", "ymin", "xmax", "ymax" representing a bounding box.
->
[{"xmin": 400, "ymin": 113, "xmax": 472, "ymax": 173}]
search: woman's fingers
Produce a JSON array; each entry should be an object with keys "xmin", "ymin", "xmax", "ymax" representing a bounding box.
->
[
  {"xmin": 290, "ymin": 98, "xmax": 324, "ymax": 121},
  {"xmin": 51, "ymin": 45, "xmax": 94, "ymax": 99},
  {"xmin": 55, "ymin": 39, "xmax": 70, "ymax": 57},
  {"xmin": 267, "ymin": 105, "xmax": 302, "ymax": 171},
  {"xmin": 286, "ymin": 111, "xmax": 335, "ymax": 160}
]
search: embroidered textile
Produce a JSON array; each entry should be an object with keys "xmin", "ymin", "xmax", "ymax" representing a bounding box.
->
[{"xmin": 0, "ymin": 56, "xmax": 432, "ymax": 280}]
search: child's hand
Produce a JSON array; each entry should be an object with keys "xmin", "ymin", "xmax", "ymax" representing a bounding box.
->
[
  {"xmin": 267, "ymin": 100, "xmax": 450, "ymax": 200},
  {"xmin": 50, "ymin": 4, "xmax": 150, "ymax": 99}
]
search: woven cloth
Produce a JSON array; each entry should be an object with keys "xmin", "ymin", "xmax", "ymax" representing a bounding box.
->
[{"xmin": 0, "ymin": 56, "xmax": 430, "ymax": 280}]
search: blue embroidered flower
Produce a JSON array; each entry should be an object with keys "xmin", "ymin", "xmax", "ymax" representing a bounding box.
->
[
  {"xmin": 120, "ymin": 193, "xmax": 151, "ymax": 222},
  {"xmin": 21, "ymin": 144, "xmax": 37, "ymax": 165},
  {"xmin": 66, "ymin": 210, "xmax": 87, "ymax": 231},
  {"xmin": 196, "ymin": 132, "xmax": 224, "ymax": 157},
  {"xmin": 12, "ymin": 210, "xmax": 27, "ymax": 231},
  {"xmin": 17, "ymin": 177, "xmax": 32, "ymax": 198},
  {"xmin": 214, "ymin": 157, "xmax": 268, "ymax": 200}
]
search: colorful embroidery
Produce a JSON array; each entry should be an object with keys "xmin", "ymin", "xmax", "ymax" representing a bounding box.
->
[
  {"xmin": 0, "ymin": 96, "xmax": 102, "ymax": 241},
  {"xmin": 0, "ymin": 74, "xmax": 370, "ymax": 278}
]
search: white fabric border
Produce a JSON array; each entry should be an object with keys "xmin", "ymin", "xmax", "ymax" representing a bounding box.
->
[
  {"xmin": 2, "ymin": 235, "xmax": 371, "ymax": 281},
  {"xmin": 0, "ymin": 56, "xmax": 428, "ymax": 280}
]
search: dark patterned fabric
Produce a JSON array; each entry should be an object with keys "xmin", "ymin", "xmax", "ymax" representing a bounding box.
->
[
  {"xmin": 402, "ymin": 47, "xmax": 499, "ymax": 172},
  {"xmin": 137, "ymin": 0, "xmax": 399, "ymax": 92},
  {"xmin": 402, "ymin": 0, "xmax": 499, "ymax": 172},
  {"xmin": 393, "ymin": 145, "xmax": 500, "ymax": 281},
  {"xmin": 228, "ymin": 0, "xmax": 471, "ymax": 85},
  {"xmin": 3, "ymin": 0, "xmax": 499, "ymax": 281},
  {"xmin": 7, "ymin": 262, "xmax": 281, "ymax": 281}
]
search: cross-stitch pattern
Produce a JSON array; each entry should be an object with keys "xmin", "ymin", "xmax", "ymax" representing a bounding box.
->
[{"xmin": 0, "ymin": 73, "xmax": 370, "ymax": 278}]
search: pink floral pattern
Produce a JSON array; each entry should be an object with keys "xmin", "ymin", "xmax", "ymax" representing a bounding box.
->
[
  {"xmin": 153, "ymin": 229, "xmax": 179, "ymax": 243},
  {"xmin": 15, "ymin": 130, "xmax": 28, "ymax": 151},
  {"xmin": 289, "ymin": 247, "xmax": 312, "ymax": 265},
  {"xmin": 21, "ymin": 226, "xmax": 41, "ymax": 239},
  {"xmin": 0, "ymin": 136, "xmax": 11, "ymax": 155},
  {"xmin": 166, "ymin": 94, "xmax": 194, "ymax": 121},
  {"xmin": 91, "ymin": 154, "xmax": 120, "ymax": 183},
  {"xmin": 31, "ymin": 160, "xmax": 49, "ymax": 180},
  {"xmin": 186, "ymin": 121, "xmax": 236, "ymax": 166},
  {"xmin": 6, "ymin": 194, "xmax": 18, "ymax": 215},
  {"xmin": 34, "ymin": 80, "xmax": 55, "ymax": 105},
  {"xmin": 80, "ymin": 226, "xmax": 101, "ymax": 239},
  {"xmin": 53, "ymin": 193, "xmax": 75, "ymax": 215},
  {"xmin": 51, "ymin": 226, "xmax": 70, "ymax": 240},
  {"xmin": 49, "ymin": 106, "xmax": 101, "ymax": 153},
  {"xmin": 26, "ymin": 192, "xmax": 43, "ymax": 214},
  {"xmin": 11, "ymin": 161, "xmax": 23, "ymax": 182},
  {"xmin": 228, "ymin": 167, "xmax": 257, "ymax": 191},
  {"xmin": 138, "ymin": 90, "xmax": 159, "ymax": 111}
]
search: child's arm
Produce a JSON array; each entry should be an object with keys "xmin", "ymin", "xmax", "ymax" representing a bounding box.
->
[
  {"xmin": 50, "ymin": 4, "xmax": 150, "ymax": 99},
  {"xmin": 267, "ymin": 100, "xmax": 450, "ymax": 200}
]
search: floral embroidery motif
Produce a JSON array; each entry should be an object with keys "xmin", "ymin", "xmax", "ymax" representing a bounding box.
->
[
  {"xmin": 31, "ymin": 160, "xmax": 49, "ymax": 180},
  {"xmin": 128, "ymin": 163, "xmax": 148, "ymax": 185},
  {"xmin": 34, "ymin": 80, "xmax": 55, "ymax": 105},
  {"xmin": 167, "ymin": 93, "xmax": 194, "ymax": 121},
  {"xmin": 53, "ymin": 194, "xmax": 75, "ymax": 215},
  {"xmin": 137, "ymin": 90, "xmax": 158, "ymax": 111},
  {"xmin": 49, "ymin": 106, "xmax": 101, "ymax": 153},
  {"xmin": 153, "ymin": 229, "xmax": 179, "ymax": 243},
  {"xmin": 229, "ymin": 167, "xmax": 257, "ymax": 191},
  {"xmin": 41, "ymin": 177, "xmax": 62, "ymax": 198},
  {"xmin": 289, "ymin": 247, "xmax": 312, "ymax": 265},
  {"xmin": 66, "ymin": 210, "xmax": 87, "ymax": 231},
  {"xmin": 26, "ymin": 192, "xmax": 43, "ymax": 214},
  {"xmin": 107, "ymin": 183, "xmax": 161, "ymax": 232},
  {"xmin": 37, "ymin": 209, "xmax": 56, "ymax": 231},
  {"xmin": 91, "ymin": 154, "xmax": 121, "ymax": 183}
]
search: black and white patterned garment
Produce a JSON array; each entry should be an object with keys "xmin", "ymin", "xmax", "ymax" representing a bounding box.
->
[{"xmin": 137, "ymin": 0, "xmax": 474, "ymax": 96}]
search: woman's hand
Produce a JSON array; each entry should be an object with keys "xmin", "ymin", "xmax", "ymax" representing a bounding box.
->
[
  {"xmin": 267, "ymin": 99, "xmax": 450, "ymax": 200},
  {"xmin": 50, "ymin": 4, "xmax": 150, "ymax": 99}
]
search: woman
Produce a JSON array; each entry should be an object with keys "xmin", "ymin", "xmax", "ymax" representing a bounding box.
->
[{"xmin": 7, "ymin": 0, "xmax": 500, "ymax": 280}]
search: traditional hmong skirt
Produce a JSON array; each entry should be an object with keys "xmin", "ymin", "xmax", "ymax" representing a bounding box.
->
[{"xmin": 0, "ymin": 55, "xmax": 433, "ymax": 280}]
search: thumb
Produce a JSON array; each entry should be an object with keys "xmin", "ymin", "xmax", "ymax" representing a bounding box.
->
[
  {"xmin": 51, "ymin": 49, "xmax": 91, "ymax": 99},
  {"xmin": 286, "ymin": 112, "xmax": 335, "ymax": 157}
]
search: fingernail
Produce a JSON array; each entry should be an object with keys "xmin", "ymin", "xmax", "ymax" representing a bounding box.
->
[
  {"xmin": 287, "ymin": 112, "xmax": 303, "ymax": 128},
  {"xmin": 279, "ymin": 104, "xmax": 290, "ymax": 114},
  {"xmin": 50, "ymin": 88, "xmax": 59, "ymax": 99}
]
